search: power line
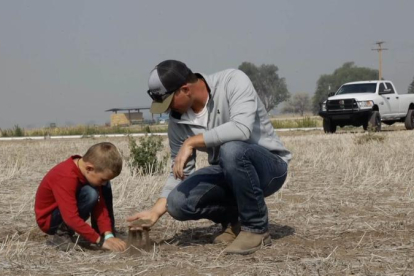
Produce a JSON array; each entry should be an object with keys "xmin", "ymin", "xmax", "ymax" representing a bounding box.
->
[{"xmin": 372, "ymin": 41, "xmax": 388, "ymax": 80}]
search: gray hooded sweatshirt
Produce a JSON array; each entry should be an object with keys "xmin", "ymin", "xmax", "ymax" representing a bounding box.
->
[{"xmin": 161, "ymin": 69, "xmax": 292, "ymax": 198}]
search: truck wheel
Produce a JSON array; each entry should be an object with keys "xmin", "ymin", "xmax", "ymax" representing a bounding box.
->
[
  {"xmin": 405, "ymin": 109, "xmax": 414, "ymax": 130},
  {"xmin": 323, "ymin": 118, "xmax": 337, "ymax": 133},
  {"xmin": 368, "ymin": 111, "xmax": 381, "ymax": 132},
  {"xmin": 362, "ymin": 121, "xmax": 368, "ymax": 131}
]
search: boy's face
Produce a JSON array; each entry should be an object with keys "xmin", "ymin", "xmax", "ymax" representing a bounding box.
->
[{"xmin": 85, "ymin": 167, "xmax": 115, "ymax": 187}]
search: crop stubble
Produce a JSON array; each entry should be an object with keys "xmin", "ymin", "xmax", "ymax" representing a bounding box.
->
[{"xmin": 0, "ymin": 130, "xmax": 413, "ymax": 275}]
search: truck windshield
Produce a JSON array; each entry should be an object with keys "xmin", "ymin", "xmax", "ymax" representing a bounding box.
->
[{"xmin": 336, "ymin": 83, "xmax": 377, "ymax": 95}]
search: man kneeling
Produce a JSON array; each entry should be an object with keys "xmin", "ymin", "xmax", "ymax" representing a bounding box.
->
[{"xmin": 128, "ymin": 60, "xmax": 291, "ymax": 255}]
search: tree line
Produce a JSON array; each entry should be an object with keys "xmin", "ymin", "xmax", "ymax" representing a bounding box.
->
[{"xmin": 239, "ymin": 61, "xmax": 414, "ymax": 115}]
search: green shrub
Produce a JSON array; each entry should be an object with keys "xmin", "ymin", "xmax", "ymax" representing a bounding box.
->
[
  {"xmin": 0, "ymin": 128, "xmax": 8, "ymax": 137},
  {"xmin": 13, "ymin": 125, "xmax": 24, "ymax": 136},
  {"xmin": 0, "ymin": 125, "xmax": 24, "ymax": 137},
  {"xmin": 129, "ymin": 135, "xmax": 167, "ymax": 175}
]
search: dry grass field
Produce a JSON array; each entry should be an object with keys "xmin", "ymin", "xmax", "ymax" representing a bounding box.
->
[{"xmin": 1, "ymin": 129, "xmax": 414, "ymax": 275}]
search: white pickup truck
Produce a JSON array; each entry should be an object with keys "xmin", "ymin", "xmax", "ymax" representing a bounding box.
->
[{"xmin": 319, "ymin": 80, "xmax": 414, "ymax": 133}]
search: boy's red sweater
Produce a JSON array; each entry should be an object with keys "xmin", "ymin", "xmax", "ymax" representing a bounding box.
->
[{"xmin": 34, "ymin": 156, "xmax": 112, "ymax": 243}]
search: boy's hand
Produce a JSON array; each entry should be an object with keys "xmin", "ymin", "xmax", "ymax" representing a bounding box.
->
[
  {"xmin": 102, "ymin": 237, "xmax": 127, "ymax": 252},
  {"xmin": 127, "ymin": 209, "xmax": 159, "ymax": 230}
]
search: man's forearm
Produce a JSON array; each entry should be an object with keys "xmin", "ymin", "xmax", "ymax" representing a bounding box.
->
[
  {"xmin": 152, "ymin": 197, "xmax": 168, "ymax": 216},
  {"xmin": 185, "ymin": 134, "xmax": 206, "ymax": 149}
]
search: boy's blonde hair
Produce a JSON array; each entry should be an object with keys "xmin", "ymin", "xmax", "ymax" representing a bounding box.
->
[{"xmin": 83, "ymin": 142, "xmax": 122, "ymax": 176}]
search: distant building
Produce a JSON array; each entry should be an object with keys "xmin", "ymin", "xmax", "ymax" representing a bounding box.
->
[
  {"xmin": 157, "ymin": 114, "xmax": 170, "ymax": 124},
  {"xmin": 105, "ymin": 107, "xmax": 150, "ymax": 126}
]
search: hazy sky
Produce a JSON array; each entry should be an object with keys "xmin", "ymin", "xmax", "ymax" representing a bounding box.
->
[{"xmin": 1, "ymin": 0, "xmax": 413, "ymax": 129}]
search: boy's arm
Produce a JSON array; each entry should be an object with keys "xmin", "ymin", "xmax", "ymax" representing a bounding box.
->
[
  {"xmin": 52, "ymin": 178, "xmax": 101, "ymax": 243},
  {"xmin": 92, "ymin": 193, "xmax": 127, "ymax": 252},
  {"xmin": 91, "ymin": 188, "xmax": 112, "ymax": 234}
]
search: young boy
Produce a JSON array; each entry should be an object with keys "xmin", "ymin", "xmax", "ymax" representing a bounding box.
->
[{"xmin": 35, "ymin": 142, "xmax": 127, "ymax": 252}]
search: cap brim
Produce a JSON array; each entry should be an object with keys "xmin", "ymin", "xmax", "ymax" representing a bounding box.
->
[{"xmin": 150, "ymin": 93, "xmax": 174, "ymax": 114}]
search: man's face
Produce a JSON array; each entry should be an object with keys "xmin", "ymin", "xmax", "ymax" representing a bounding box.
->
[
  {"xmin": 169, "ymin": 87, "xmax": 192, "ymax": 114},
  {"xmin": 85, "ymin": 168, "xmax": 115, "ymax": 187}
]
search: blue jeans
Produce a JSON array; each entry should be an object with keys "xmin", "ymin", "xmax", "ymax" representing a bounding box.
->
[
  {"xmin": 167, "ymin": 141, "xmax": 288, "ymax": 233},
  {"xmin": 48, "ymin": 182, "xmax": 115, "ymax": 235}
]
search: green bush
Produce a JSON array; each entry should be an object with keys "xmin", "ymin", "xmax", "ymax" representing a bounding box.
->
[
  {"xmin": 129, "ymin": 135, "xmax": 168, "ymax": 175},
  {"xmin": 0, "ymin": 125, "xmax": 25, "ymax": 137},
  {"xmin": 0, "ymin": 128, "xmax": 7, "ymax": 137}
]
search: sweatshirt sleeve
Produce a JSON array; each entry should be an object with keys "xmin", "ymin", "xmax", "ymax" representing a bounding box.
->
[
  {"xmin": 52, "ymin": 178, "xmax": 100, "ymax": 243},
  {"xmin": 203, "ymin": 70, "xmax": 257, "ymax": 148},
  {"xmin": 160, "ymin": 121, "xmax": 196, "ymax": 198},
  {"xmin": 92, "ymin": 188, "xmax": 112, "ymax": 234}
]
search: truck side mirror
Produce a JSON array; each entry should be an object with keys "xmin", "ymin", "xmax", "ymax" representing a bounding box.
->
[{"xmin": 328, "ymin": 92, "xmax": 335, "ymax": 97}]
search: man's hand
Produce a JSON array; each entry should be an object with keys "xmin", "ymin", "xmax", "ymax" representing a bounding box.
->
[
  {"xmin": 102, "ymin": 237, "xmax": 127, "ymax": 252},
  {"xmin": 126, "ymin": 198, "xmax": 167, "ymax": 230},
  {"xmin": 173, "ymin": 140, "xmax": 194, "ymax": 180},
  {"xmin": 173, "ymin": 134, "xmax": 206, "ymax": 180},
  {"xmin": 126, "ymin": 209, "xmax": 160, "ymax": 230}
]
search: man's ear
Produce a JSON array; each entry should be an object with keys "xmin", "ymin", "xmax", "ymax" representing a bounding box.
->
[{"xmin": 181, "ymin": 84, "xmax": 191, "ymax": 95}]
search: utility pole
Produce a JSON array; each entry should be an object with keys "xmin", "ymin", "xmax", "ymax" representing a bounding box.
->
[{"xmin": 372, "ymin": 41, "xmax": 388, "ymax": 80}]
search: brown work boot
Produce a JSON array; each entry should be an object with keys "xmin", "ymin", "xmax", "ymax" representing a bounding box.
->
[
  {"xmin": 213, "ymin": 222, "xmax": 241, "ymax": 244},
  {"xmin": 224, "ymin": 230, "xmax": 271, "ymax": 255}
]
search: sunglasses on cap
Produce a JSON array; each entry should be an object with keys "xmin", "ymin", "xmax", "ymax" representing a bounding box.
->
[
  {"xmin": 147, "ymin": 89, "xmax": 175, "ymax": 102},
  {"xmin": 147, "ymin": 82, "xmax": 185, "ymax": 102}
]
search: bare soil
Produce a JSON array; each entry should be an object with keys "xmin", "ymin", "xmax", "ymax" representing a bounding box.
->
[{"xmin": 0, "ymin": 130, "xmax": 414, "ymax": 275}]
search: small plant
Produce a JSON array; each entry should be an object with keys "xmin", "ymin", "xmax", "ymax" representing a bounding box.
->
[
  {"xmin": 0, "ymin": 125, "xmax": 25, "ymax": 137},
  {"xmin": 13, "ymin": 125, "xmax": 24, "ymax": 137},
  {"xmin": 129, "ymin": 135, "xmax": 167, "ymax": 175},
  {"xmin": 0, "ymin": 128, "xmax": 8, "ymax": 137}
]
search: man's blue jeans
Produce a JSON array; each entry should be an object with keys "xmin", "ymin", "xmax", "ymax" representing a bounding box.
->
[
  {"xmin": 48, "ymin": 182, "xmax": 115, "ymax": 235},
  {"xmin": 167, "ymin": 141, "xmax": 288, "ymax": 234}
]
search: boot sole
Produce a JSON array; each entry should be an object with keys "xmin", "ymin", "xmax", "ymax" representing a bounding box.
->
[
  {"xmin": 224, "ymin": 235, "xmax": 272, "ymax": 255},
  {"xmin": 213, "ymin": 238, "xmax": 235, "ymax": 245}
]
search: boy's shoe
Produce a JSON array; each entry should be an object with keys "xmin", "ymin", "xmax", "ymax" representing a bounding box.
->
[
  {"xmin": 46, "ymin": 223, "xmax": 75, "ymax": 251},
  {"xmin": 223, "ymin": 231, "xmax": 271, "ymax": 255},
  {"xmin": 213, "ymin": 222, "xmax": 241, "ymax": 244},
  {"xmin": 71, "ymin": 235, "xmax": 92, "ymax": 248},
  {"xmin": 46, "ymin": 232, "xmax": 75, "ymax": 251}
]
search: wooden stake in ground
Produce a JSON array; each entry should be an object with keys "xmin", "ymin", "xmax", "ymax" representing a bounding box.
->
[{"xmin": 127, "ymin": 219, "xmax": 151, "ymax": 254}]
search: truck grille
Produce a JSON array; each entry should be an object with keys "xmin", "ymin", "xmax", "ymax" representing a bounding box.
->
[{"xmin": 327, "ymin": 99, "xmax": 358, "ymax": 111}]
